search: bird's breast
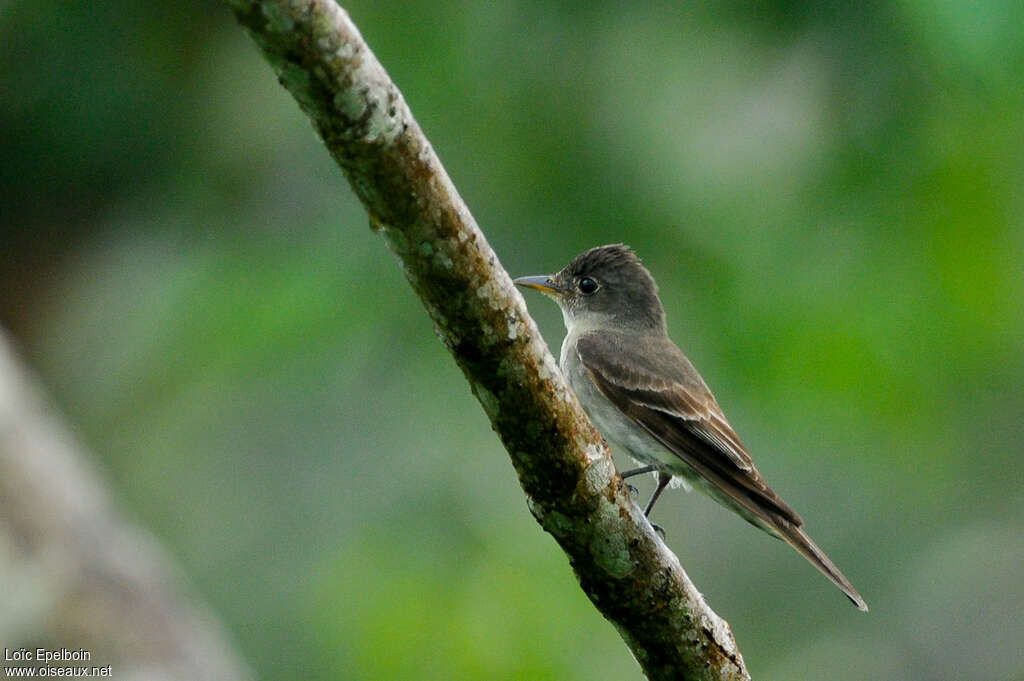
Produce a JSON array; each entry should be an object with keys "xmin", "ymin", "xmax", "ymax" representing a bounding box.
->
[{"xmin": 560, "ymin": 335, "xmax": 687, "ymax": 478}]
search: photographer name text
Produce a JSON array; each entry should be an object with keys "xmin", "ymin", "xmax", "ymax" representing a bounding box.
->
[{"xmin": 4, "ymin": 649, "xmax": 90, "ymax": 664}]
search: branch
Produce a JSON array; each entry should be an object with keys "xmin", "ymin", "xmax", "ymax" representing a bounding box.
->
[
  {"xmin": 226, "ymin": 2, "xmax": 750, "ymax": 678},
  {"xmin": 0, "ymin": 330, "xmax": 252, "ymax": 680}
]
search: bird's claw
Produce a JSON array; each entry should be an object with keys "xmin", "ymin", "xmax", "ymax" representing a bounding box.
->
[{"xmin": 650, "ymin": 521, "xmax": 666, "ymax": 539}]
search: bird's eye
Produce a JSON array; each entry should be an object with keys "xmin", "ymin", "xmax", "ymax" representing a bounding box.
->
[{"xmin": 578, "ymin": 277, "xmax": 599, "ymax": 295}]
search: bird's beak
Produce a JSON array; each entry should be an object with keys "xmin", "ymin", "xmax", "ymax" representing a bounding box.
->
[{"xmin": 513, "ymin": 275, "xmax": 563, "ymax": 297}]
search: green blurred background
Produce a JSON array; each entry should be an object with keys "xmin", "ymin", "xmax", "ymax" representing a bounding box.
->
[{"xmin": 3, "ymin": 0, "xmax": 1022, "ymax": 679}]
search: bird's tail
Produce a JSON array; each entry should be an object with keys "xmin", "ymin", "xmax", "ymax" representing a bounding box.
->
[{"xmin": 778, "ymin": 524, "xmax": 868, "ymax": 612}]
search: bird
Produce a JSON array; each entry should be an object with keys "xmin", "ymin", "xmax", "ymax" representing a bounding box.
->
[{"xmin": 514, "ymin": 243, "xmax": 867, "ymax": 611}]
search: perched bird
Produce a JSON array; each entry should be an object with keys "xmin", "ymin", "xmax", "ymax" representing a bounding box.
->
[{"xmin": 515, "ymin": 244, "xmax": 867, "ymax": 611}]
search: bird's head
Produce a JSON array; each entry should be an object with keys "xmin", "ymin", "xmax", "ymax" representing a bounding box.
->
[{"xmin": 514, "ymin": 243, "xmax": 665, "ymax": 332}]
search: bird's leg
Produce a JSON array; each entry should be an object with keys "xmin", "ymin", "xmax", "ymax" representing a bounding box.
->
[
  {"xmin": 618, "ymin": 466, "xmax": 671, "ymax": 536},
  {"xmin": 619, "ymin": 465, "xmax": 657, "ymax": 498},
  {"xmin": 643, "ymin": 471, "xmax": 672, "ymax": 516},
  {"xmin": 642, "ymin": 472, "xmax": 672, "ymax": 538},
  {"xmin": 620, "ymin": 464, "xmax": 658, "ymax": 479}
]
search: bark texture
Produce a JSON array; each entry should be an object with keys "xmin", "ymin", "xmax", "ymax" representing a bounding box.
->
[{"xmin": 226, "ymin": 2, "xmax": 751, "ymax": 678}]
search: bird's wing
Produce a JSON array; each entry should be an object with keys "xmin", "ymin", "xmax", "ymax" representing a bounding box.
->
[{"xmin": 575, "ymin": 332, "xmax": 803, "ymax": 526}]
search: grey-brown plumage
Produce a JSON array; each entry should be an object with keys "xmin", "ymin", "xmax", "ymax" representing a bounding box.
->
[{"xmin": 515, "ymin": 244, "xmax": 868, "ymax": 611}]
